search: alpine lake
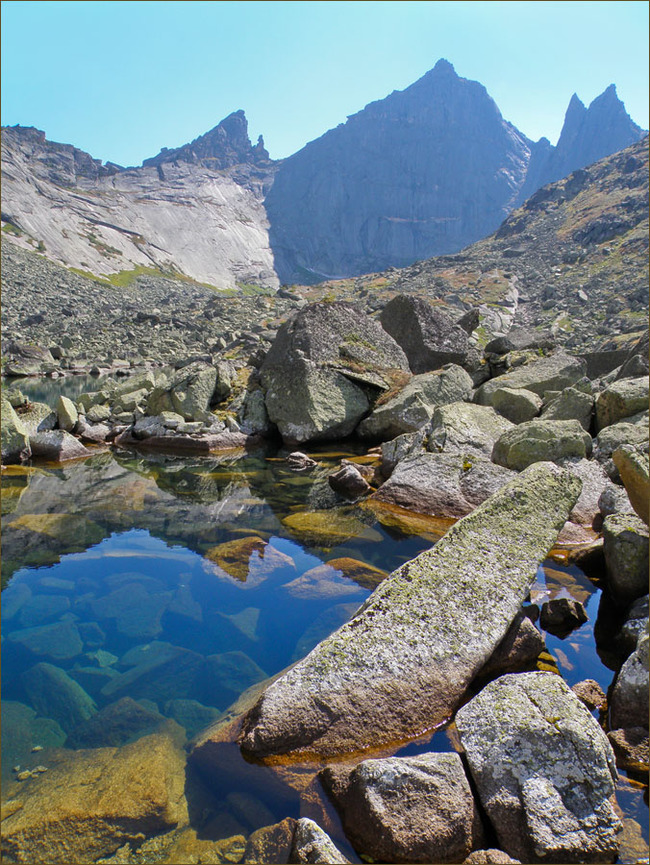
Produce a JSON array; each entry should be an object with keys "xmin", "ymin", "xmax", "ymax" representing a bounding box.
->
[{"xmin": 1, "ymin": 374, "xmax": 648, "ymax": 864}]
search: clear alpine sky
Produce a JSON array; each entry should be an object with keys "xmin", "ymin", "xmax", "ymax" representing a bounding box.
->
[{"xmin": 1, "ymin": 0, "xmax": 648, "ymax": 167}]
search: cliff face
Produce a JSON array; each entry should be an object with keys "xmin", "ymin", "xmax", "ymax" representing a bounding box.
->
[
  {"xmin": 264, "ymin": 62, "xmax": 645, "ymax": 284},
  {"xmin": 516, "ymin": 85, "xmax": 644, "ymax": 206},
  {"xmin": 265, "ymin": 59, "xmax": 533, "ymax": 284},
  {"xmin": 1, "ymin": 117, "xmax": 279, "ymax": 290}
]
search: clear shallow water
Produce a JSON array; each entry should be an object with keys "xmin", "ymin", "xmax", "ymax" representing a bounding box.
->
[{"xmin": 1, "ymin": 417, "xmax": 647, "ymax": 860}]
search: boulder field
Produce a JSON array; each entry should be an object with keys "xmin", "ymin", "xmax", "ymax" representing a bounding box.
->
[{"xmin": 2, "ymin": 296, "xmax": 648, "ymax": 864}]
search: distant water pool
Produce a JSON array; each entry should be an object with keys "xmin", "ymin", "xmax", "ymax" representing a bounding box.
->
[{"xmin": 1, "ymin": 383, "xmax": 647, "ymax": 862}]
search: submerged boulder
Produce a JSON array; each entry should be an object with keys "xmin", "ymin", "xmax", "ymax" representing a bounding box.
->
[
  {"xmin": 321, "ymin": 752, "xmax": 484, "ymax": 864},
  {"xmin": 379, "ymin": 295, "xmax": 470, "ymax": 373},
  {"xmin": 260, "ymin": 302, "xmax": 409, "ymax": 444},
  {"xmin": 238, "ymin": 463, "xmax": 580, "ymax": 759},
  {"xmin": 0, "ymin": 732, "xmax": 187, "ymax": 863},
  {"xmin": 456, "ymin": 672, "xmax": 620, "ymax": 864}
]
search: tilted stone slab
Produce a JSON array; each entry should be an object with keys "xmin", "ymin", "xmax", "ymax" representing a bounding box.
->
[
  {"xmin": 475, "ymin": 353, "xmax": 587, "ymax": 405},
  {"xmin": 455, "ymin": 672, "xmax": 620, "ymax": 863},
  {"xmin": 239, "ymin": 462, "xmax": 581, "ymax": 759}
]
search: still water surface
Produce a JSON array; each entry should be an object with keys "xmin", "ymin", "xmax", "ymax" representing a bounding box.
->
[{"xmin": 1, "ymin": 379, "xmax": 647, "ymax": 862}]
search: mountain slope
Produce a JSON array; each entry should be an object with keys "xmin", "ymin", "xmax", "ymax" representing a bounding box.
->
[
  {"xmin": 1, "ymin": 117, "xmax": 279, "ymax": 290},
  {"xmin": 289, "ymin": 137, "xmax": 649, "ymax": 354}
]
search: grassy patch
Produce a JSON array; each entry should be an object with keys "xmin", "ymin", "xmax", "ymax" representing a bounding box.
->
[{"xmin": 1, "ymin": 222, "xmax": 24, "ymax": 237}]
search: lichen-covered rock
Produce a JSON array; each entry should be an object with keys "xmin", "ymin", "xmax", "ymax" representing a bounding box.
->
[
  {"xmin": 238, "ymin": 387, "xmax": 273, "ymax": 436},
  {"xmin": 169, "ymin": 361, "xmax": 218, "ymax": 420},
  {"xmin": 289, "ymin": 818, "xmax": 350, "ymax": 865},
  {"xmin": 492, "ymin": 419, "xmax": 592, "ymax": 471},
  {"xmin": 463, "ymin": 851, "xmax": 521, "ymax": 864},
  {"xmin": 372, "ymin": 451, "xmax": 515, "ymax": 518},
  {"xmin": 571, "ymin": 679, "xmax": 607, "ymax": 712},
  {"xmin": 379, "ymin": 295, "xmax": 470, "ymax": 373},
  {"xmin": 479, "ymin": 611, "xmax": 545, "ymax": 679},
  {"xmin": 428, "ymin": 401, "xmax": 514, "ymax": 458},
  {"xmin": 29, "ymin": 429, "xmax": 92, "ymax": 462},
  {"xmin": 476, "ymin": 353, "xmax": 587, "ymax": 405},
  {"xmin": 613, "ymin": 445, "xmax": 649, "ymax": 524},
  {"xmin": 320, "ymin": 752, "xmax": 484, "ymax": 864},
  {"xmin": 0, "ymin": 732, "xmax": 188, "ymax": 863},
  {"xmin": 357, "ymin": 365, "xmax": 473, "ymax": 441},
  {"xmin": 491, "ymin": 387, "xmax": 543, "ymax": 424},
  {"xmin": 16, "ymin": 400, "xmax": 57, "ymax": 437},
  {"xmin": 380, "ymin": 428, "xmax": 426, "ymax": 475},
  {"xmin": 596, "ymin": 376, "xmax": 649, "ymax": 431},
  {"xmin": 239, "ymin": 463, "xmax": 581, "ymax": 759},
  {"xmin": 602, "ymin": 513, "xmax": 649, "ymax": 605},
  {"xmin": 1, "ymin": 396, "xmax": 31, "ymax": 463},
  {"xmin": 610, "ymin": 633, "xmax": 649, "ymax": 730},
  {"xmin": 456, "ymin": 671, "xmax": 620, "ymax": 863},
  {"xmin": 55, "ymin": 394, "xmax": 78, "ymax": 432},
  {"xmin": 541, "ymin": 386, "xmax": 594, "ymax": 430},
  {"xmin": 260, "ymin": 302, "xmax": 408, "ymax": 444}
]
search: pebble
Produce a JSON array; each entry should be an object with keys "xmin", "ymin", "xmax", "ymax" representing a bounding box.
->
[
  {"xmin": 31, "ymin": 745, "xmax": 43, "ymax": 752},
  {"xmin": 33, "ymin": 766, "xmax": 48, "ymax": 773},
  {"xmin": 16, "ymin": 771, "xmax": 33, "ymax": 781}
]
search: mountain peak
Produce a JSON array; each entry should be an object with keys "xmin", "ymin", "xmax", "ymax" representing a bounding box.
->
[
  {"xmin": 432, "ymin": 58, "xmax": 456, "ymax": 75},
  {"xmin": 142, "ymin": 109, "xmax": 270, "ymax": 170}
]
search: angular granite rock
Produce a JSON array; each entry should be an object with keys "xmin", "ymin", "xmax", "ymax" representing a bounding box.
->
[
  {"xmin": 1, "ymin": 396, "xmax": 31, "ymax": 463},
  {"xmin": 238, "ymin": 463, "xmax": 581, "ymax": 759},
  {"xmin": 613, "ymin": 445, "xmax": 649, "ymax": 524},
  {"xmin": 456, "ymin": 671, "xmax": 620, "ymax": 863},
  {"xmin": 357, "ymin": 365, "xmax": 473, "ymax": 441},
  {"xmin": 289, "ymin": 818, "xmax": 351, "ymax": 864},
  {"xmin": 476, "ymin": 353, "xmax": 587, "ymax": 405},
  {"xmin": 596, "ymin": 376, "xmax": 649, "ymax": 432},
  {"xmin": 29, "ymin": 429, "xmax": 92, "ymax": 462},
  {"xmin": 428, "ymin": 401, "xmax": 514, "ymax": 458},
  {"xmin": 373, "ymin": 450, "xmax": 517, "ymax": 517},
  {"xmin": 321, "ymin": 752, "xmax": 483, "ymax": 863},
  {"xmin": 610, "ymin": 633, "xmax": 649, "ymax": 730},
  {"xmin": 492, "ymin": 419, "xmax": 592, "ymax": 471},
  {"xmin": 260, "ymin": 302, "xmax": 409, "ymax": 444},
  {"xmin": 491, "ymin": 387, "xmax": 543, "ymax": 425},
  {"xmin": 602, "ymin": 513, "xmax": 649, "ymax": 606}
]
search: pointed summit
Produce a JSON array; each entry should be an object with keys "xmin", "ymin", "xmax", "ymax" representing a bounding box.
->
[
  {"xmin": 432, "ymin": 58, "xmax": 457, "ymax": 75},
  {"xmin": 143, "ymin": 110, "xmax": 270, "ymax": 170}
]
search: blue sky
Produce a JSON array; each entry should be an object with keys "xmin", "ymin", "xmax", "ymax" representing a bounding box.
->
[{"xmin": 1, "ymin": 1, "xmax": 648, "ymax": 166}]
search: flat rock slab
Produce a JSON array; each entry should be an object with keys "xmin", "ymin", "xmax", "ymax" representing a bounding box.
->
[
  {"xmin": 239, "ymin": 463, "xmax": 581, "ymax": 759},
  {"xmin": 113, "ymin": 428, "xmax": 257, "ymax": 455},
  {"xmin": 455, "ymin": 672, "xmax": 620, "ymax": 864}
]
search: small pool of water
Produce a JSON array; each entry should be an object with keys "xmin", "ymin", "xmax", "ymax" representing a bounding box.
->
[{"xmin": 1, "ymin": 381, "xmax": 647, "ymax": 862}]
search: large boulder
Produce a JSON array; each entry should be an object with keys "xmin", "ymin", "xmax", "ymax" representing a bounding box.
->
[
  {"xmin": 238, "ymin": 463, "xmax": 581, "ymax": 759},
  {"xmin": 320, "ymin": 753, "xmax": 484, "ymax": 863},
  {"xmin": 596, "ymin": 376, "xmax": 649, "ymax": 431},
  {"xmin": 0, "ymin": 732, "xmax": 187, "ymax": 863},
  {"xmin": 169, "ymin": 361, "xmax": 218, "ymax": 420},
  {"xmin": 476, "ymin": 353, "xmax": 587, "ymax": 405},
  {"xmin": 260, "ymin": 302, "xmax": 409, "ymax": 444},
  {"xmin": 15, "ymin": 401, "xmax": 57, "ymax": 437},
  {"xmin": 610, "ymin": 633, "xmax": 649, "ymax": 731},
  {"xmin": 491, "ymin": 387, "xmax": 543, "ymax": 424},
  {"xmin": 602, "ymin": 514, "xmax": 649, "ymax": 606},
  {"xmin": 613, "ymin": 445, "xmax": 649, "ymax": 524},
  {"xmin": 456, "ymin": 672, "xmax": 620, "ymax": 864},
  {"xmin": 29, "ymin": 430, "xmax": 92, "ymax": 462},
  {"xmin": 21, "ymin": 662, "xmax": 97, "ymax": 734},
  {"xmin": 357, "ymin": 365, "xmax": 473, "ymax": 441},
  {"xmin": 541, "ymin": 387, "xmax": 594, "ymax": 431},
  {"xmin": 55, "ymin": 395, "xmax": 79, "ymax": 432},
  {"xmin": 492, "ymin": 419, "xmax": 592, "ymax": 471},
  {"xmin": 428, "ymin": 402, "xmax": 514, "ymax": 458},
  {"xmin": 379, "ymin": 295, "xmax": 470, "ymax": 373},
  {"xmin": 1, "ymin": 396, "xmax": 31, "ymax": 463},
  {"xmin": 371, "ymin": 451, "xmax": 515, "ymax": 518},
  {"xmin": 485, "ymin": 328, "xmax": 554, "ymax": 356}
]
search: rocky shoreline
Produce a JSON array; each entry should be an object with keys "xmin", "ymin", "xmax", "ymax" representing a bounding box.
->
[{"xmin": 1, "ymin": 295, "xmax": 648, "ymax": 864}]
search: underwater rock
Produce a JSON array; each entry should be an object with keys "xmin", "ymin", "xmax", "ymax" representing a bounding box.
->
[
  {"xmin": 22, "ymin": 662, "xmax": 96, "ymax": 734},
  {"xmin": 0, "ymin": 732, "xmax": 188, "ymax": 864}
]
